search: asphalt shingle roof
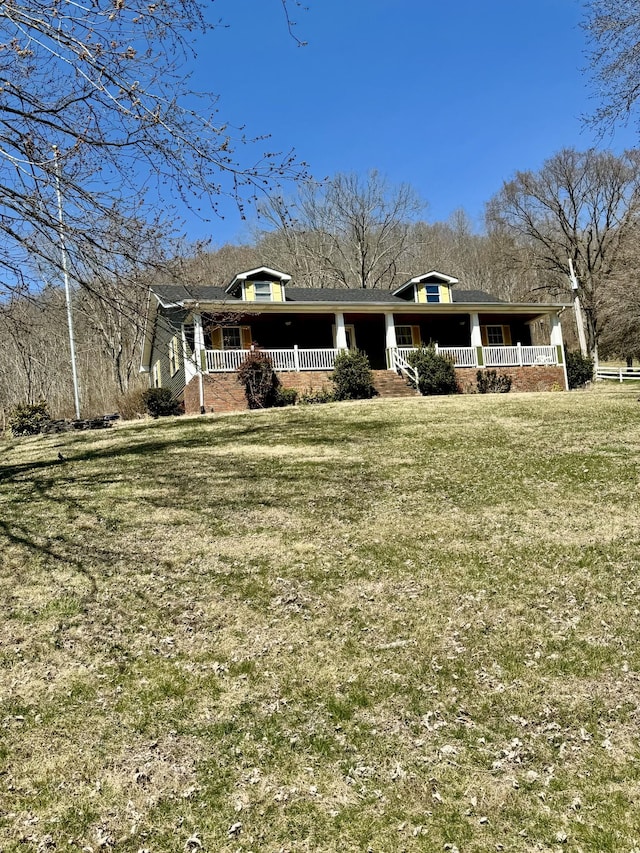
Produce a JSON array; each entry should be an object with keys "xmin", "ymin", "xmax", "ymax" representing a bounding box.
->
[{"xmin": 150, "ymin": 284, "xmax": 505, "ymax": 305}]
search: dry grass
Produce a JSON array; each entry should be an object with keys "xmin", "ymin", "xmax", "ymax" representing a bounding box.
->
[{"xmin": 1, "ymin": 387, "xmax": 640, "ymax": 852}]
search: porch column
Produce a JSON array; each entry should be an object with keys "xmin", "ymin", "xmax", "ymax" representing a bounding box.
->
[
  {"xmin": 182, "ymin": 324, "xmax": 197, "ymax": 385},
  {"xmin": 193, "ymin": 312, "xmax": 206, "ymax": 370},
  {"xmin": 550, "ymin": 313, "xmax": 569, "ymax": 390},
  {"xmin": 469, "ymin": 312, "xmax": 482, "ymax": 347},
  {"xmin": 549, "ymin": 313, "xmax": 564, "ymax": 348},
  {"xmin": 192, "ymin": 311, "xmax": 206, "ymax": 413},
  {"xmin": 335, "ymin": 312, "xmax": 348, "ymax": 350},
  {"xmin": 470, "ymin": 312, "xmax": 483, "ymax": 367},
  {"xmin": 385, "ymin": 313, "xmax": 397, "ymax": 370}
]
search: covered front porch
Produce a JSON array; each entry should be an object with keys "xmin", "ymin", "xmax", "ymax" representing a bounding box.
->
[{"xmin": 194, "ymin": 307, "xmax": 565, "ymax": 376}]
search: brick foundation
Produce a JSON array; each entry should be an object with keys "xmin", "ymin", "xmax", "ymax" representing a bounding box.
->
[
  {"xmin": 455, "ymin": 365, "xmax": 567, "ymax": 393},
  {"xmin": 184, "ymin": 365, "xmax": 567, "ymax": 415},
  {"xmin": 183, "ymin": 370, "xmax": 334, "ymax": 415}
]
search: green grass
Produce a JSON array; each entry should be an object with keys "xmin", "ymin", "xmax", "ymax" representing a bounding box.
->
[{"xmin": 2, "ymin": 387, "xmax": 640, "ymax": 851}]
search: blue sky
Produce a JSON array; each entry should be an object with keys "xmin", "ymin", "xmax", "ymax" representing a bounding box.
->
[{"xmin": 184, "ymin": 0, "xmax": 637, "ymax": 246}]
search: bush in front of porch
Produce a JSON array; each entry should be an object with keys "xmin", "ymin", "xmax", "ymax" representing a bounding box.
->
[
  {"xmin": 237, "ymin": 350, "xmax": 281, "ymax": 408},
  {"xmin": 407, "ymin": 345, "xmax": 459, "ymax": 396},
  {"xmin": 331, "ymin": 350, "xmax": 376, "ymax": 401}
]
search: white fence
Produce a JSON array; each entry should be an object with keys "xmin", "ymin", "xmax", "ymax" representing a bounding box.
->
[
  {"xmin": 596, "ymin": 367, "xmax": 640, "ymax": 382},
  {"xmin": 205, "ymin": 347, "xmax": 339, "ymax": 373}
]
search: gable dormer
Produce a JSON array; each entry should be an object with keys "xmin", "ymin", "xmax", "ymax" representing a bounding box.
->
[
  {"xmin": 225, "ymin": 266, "xmax": 291, "ymax": 303},
  {"xmin": 392, "ymin": 271, "xmax": 458, "ymax": 304}
]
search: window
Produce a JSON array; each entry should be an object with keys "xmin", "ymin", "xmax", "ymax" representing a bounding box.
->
[
  {"xmin": 152, "ymin": 361, "xmax": 161, "ymax": 388},
  {"xmin": 222, "ymin": 327, "xmax": 242, "ymax": 349},
  {"xmin": 485, "ymin": 325, "xmax": 505, "ymax": 345},
  {"xmin": 168, "ymin": 336, "xmax": 179, "ymax": 376},
  {"xmin": 425, "ymin": 284, "xmax": 440, "ymax": 303},
  {"xmin": 253, "ymin": 281, "xmax": 272, "ymax": 302},
  {"xmin": 395, "ymin": 326, "xmax": 415, "ymax": 347}
]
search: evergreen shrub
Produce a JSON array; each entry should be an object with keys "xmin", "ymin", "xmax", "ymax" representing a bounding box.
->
[
  {"xmin": 273, "ymin": 387, "xmax": 298, "ymax": 407},
  {"xmin": 142, "ymin": 387, "xmax": 182, "ymax": 417},
  {"xmin": 8, "ymin": 401, "xmax": 51, "ymax": 435},
  {"xmin": 407, "ymin": 345, "xmax": 458, "ymax": 396},
  {"xmin": 331, "ymin": 350, "xmax": 376, "ymax": 400},
  {"xmin": 565, "ymin": 349, "xmax": 594, "ymax": 389}
]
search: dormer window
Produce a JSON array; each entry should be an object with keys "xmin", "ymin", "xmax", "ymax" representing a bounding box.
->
[
  {"xmin": 425, "ymin": 285, "xmax": 440, "ymax": 303},
  {"xmin": 253, "ymin": 281, "xmax": 272, "ymax": 302}
]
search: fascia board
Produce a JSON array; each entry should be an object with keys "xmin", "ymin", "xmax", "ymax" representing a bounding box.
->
[{"xmin": 187, "ymin": 300, "xmax": 568, "ymax": 315}]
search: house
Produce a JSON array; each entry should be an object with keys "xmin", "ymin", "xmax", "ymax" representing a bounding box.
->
[{"xmin": 140, "ymin": 266, "xmax": 569, "ymax": 414}]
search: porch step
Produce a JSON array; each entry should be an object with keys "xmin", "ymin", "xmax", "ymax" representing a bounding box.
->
[{"xmin": 372, "ymin": 370, "xmax": 418, "ymax": 398}]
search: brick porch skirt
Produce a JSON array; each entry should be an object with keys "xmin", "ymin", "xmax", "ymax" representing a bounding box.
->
[
  {"xmin": 183, "ymin": 371, "xmax": 334, "ymax": 415},
  {"xmin": 183, "ymin": 365, "xmax": 566, "ymax": 415}
]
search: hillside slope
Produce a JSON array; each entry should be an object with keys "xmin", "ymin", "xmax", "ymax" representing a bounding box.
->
[{"xmin": 2, "ymin": 390, "xmax": 640, "ymax": 851}]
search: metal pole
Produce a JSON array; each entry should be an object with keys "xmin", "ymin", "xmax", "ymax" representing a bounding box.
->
[{"xmin": 53, "ymin": 146, "xmax": 81, "ymax": 419}]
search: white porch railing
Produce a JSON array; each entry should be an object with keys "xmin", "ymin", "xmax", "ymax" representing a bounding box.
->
[
  {"xmin": 204, "ymin": 345, "xmax": 559, "ymax": 374},
  {"xmin": 396, "ymin": 346, "xmax": 478, "ymax": 368},
  {"xmin": 391, "ymin": 344, "xmax": 558, "ymax": 369},
  {"xmin": 436, "ymin": 345, "xmax": 478, "ymax": 367},
  {"xmin": 483, "ymin": 345, "xmax": 557, "ymax": 367},
  {"xmin": 391, "ymin": 349, "xmax": 419, "ymax": 386},
  {"xmin": 205, "ymin": 347, "xmax": 339, "ymax": 373}
]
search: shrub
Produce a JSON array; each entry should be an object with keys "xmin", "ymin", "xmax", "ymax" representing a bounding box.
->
[
  {"xmin": 273, "ymin": 387, "xmax": 298, "ymax": 407},
  {"xmin": 565, "ymin": 349, "xmax": 594, "ymax": 389},
  {"xmin": 142, "ymin": 387, "xmax": 182, "ymax": 417},
  {"xmin": 476, "ymin": 369, "xmax": 512, "ymax": 394},
  {"xmin": 331, "ymin": 350, "xmax": 376, "ymax": 401},
  {"xmin": 237, "ymin": 350, "xmax": 280, "ymax": 408},
  {"xmin": 298, "ymin": 388, "xmax": 336, "ymax": 405},
  {"xmin": 8, "ymin": 400, "xmax": 51, "ymax": 436},
  {"xmin": 407, "ymin": 345, "xmax": 458, "ymax": 396}
]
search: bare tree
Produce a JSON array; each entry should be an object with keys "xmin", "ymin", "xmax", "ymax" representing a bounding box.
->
[
  {"xmin": 583, "ymin": 0, "xmax": 640, "ymax": 132},
  {"xmin": 486, "ymin": 148, "xmax": 640, "ymax": 355},
  {"xmin": 258, "ymin": 171, "xmax": 425, "ymax": 288},
  {"xmin": 0, "ymin": 0, "xmax": 307, "ymax": 298}
]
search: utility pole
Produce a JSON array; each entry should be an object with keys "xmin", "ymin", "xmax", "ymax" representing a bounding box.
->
[
  {"xmin": 53, "ymin": 146, "xmax": 81, "ymax": 420},
  {"xmin": 568, "ymin": 258, "xmax": 589, "ymax": 358}
]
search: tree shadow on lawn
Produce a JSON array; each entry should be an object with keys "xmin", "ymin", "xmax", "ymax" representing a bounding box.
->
[{"xmin": 0, "ymin": 413, "xmax": 377, "ymax": 620}]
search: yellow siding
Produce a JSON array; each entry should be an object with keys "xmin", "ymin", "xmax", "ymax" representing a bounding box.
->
[
  {"xmin": 503, "ymin": 325, "xmax": 512, "ymax": 345},
  {"xmin": 415, "ymin": 282, "xmax": 450, "ymax": 303},
  {"xmin": 244, "ymin": 282, "xmax": 255, "ymax": 301}
]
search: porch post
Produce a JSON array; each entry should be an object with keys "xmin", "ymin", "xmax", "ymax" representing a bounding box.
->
[
  {"xmin": 469, "ymin": 312, "xmax": 481, "ymax": 346},
  {"xmin": 193, "ymin": 312, "xmax": 206, "ymax": 369},
  {"xmin": 192, "ymin": 312, "xmax": 206, "ymax": 413},
  {"xmin": 384, "ymin": 313, "xmax": 397, "ymax": 370},
  {"xmin": 550, "ymin": 313, "xmax": 569, "ymax": 390},
  {"xmin": 182, "ymin": 324, "xmax": 197, "ymax": 386},
  {"xmin": 470, "ymin": 312, "xmax": 483, "ymax": 367},
  {"xmin": 335, "ymin": 312, "xmax": 348, "ymax": 350}
]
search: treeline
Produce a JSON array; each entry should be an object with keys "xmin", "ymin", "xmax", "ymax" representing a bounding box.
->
[{"xmin": 2, "ymin": 154, "xmax": 639, "ymax": 420}]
